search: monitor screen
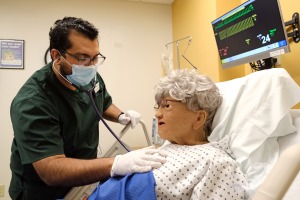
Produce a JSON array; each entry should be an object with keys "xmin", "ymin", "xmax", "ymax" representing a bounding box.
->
[{"xmin": 211, "ymin": 0, "xmax": 290, "ymax": 69}]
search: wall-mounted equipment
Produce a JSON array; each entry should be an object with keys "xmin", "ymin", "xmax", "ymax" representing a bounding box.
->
[
  {"xmin": 285, "ymin": 12, "xmax": 300, "ymax": 43},
  {"xmin": 211, "ymin": 0, "xmax": 290, "ymax": 69}
]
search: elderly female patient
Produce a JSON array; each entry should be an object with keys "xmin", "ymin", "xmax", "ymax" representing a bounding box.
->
[
  {"xmin": 152, "ymin": 69, "xmax": 246, "ymax": 199},
  {"xmin": 89, "ymin": 69, "xmax": 246, "ymax": 200}
]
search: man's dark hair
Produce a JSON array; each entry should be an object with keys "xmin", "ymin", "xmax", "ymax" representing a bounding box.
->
[{"xmin": 49, "ymin": 17, "xmax": 99, "ymax": 52}]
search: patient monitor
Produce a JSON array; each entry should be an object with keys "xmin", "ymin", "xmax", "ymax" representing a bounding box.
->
[{"xmin": 211, "ymin": 0, "xmax": 290, "ymax": 69}]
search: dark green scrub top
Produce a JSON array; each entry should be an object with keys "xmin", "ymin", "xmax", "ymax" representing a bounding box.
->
[{"xmin": 9, "ymin": 63, "xmax": 112, "ymax": 200}]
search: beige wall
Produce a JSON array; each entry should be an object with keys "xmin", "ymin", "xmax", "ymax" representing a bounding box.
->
[
  {"xmin": 172, "ymin": 0, "xmax": 220, "ymax": 81},
  {"xmin": 172, "ymin": 0, "xmax": 300, "ymax": 86}
]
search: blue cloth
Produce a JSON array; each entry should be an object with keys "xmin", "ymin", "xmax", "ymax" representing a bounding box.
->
[{"xmin": 88, "ymin": 171, "xmax": 156, "ymax": 200}]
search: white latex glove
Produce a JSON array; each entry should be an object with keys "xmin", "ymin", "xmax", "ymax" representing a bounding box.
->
[
  {"xmin": 110, "ymin": 146, "xmax": 167, "ymax": 177},
  {"xmin": 118, "ymin": 110, "xmax": 141, "ymax": 128}
]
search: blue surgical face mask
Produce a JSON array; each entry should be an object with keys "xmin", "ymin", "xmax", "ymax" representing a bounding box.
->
[{"xmin": 66, "ymin": 64, "xmax": 97, "ymax": 86}]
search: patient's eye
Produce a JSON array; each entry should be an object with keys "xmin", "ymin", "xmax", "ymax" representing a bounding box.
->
[
  {"xmin": 163, "ymin": 103, "xmax": 171, "ymax": 110},
  {"xmin": 154, "ymin": 99, "xmax": 181, "ymax": 111}
]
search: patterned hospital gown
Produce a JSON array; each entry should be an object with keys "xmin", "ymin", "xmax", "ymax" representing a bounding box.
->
[{"xmin": 152, "ymin": 136, "xmax": 247, "ymax": 200}]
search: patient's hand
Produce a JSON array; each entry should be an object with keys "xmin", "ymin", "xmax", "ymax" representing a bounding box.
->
[{"xmin": 110, "ymin": 146, "xmax": 167, "ymax": 177}]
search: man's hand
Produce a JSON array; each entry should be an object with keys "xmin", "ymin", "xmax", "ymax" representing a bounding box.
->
[
  {"xmin": 110, "ymin": 146, "xmax": 167, "ymax": 177},
  {"xmin": 118, "ymin": 110, "xmax": 141, "ymax": 128}
]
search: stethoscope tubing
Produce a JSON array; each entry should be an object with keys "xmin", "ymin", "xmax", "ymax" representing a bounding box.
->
[{"xmin": 85, "ymin": 89, "xmax": 131, "ymax": 152}]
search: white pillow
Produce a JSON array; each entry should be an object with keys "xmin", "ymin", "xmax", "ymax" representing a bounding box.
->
[{"xmin": 208, "ymin": 68, "xmax": 300, "ymax": 197}]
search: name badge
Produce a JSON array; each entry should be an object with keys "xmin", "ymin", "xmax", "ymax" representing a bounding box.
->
[{"xmin": 94, "ymin": 83, "xmax": 100, "ymax": 93}]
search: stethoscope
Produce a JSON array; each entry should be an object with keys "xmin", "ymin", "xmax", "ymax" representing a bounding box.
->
[
  {"xmin": 74, "ymin": 81, "xmax": 131, "ymax": 152},
  {"xmin": 52, "ymin": 60, "xmax": 131, "ymax": 152}
]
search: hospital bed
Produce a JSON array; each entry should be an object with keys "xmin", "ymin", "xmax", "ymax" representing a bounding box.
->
[
  {"xmin": 65, "ymin": 68, "xmax": 300, "ymax": 200},
  {"xmin": 252, "ymin": 109, "xmax": 300, "ymax": 200},
  {"xmin": 209, "ymin": 68, "xmax": 300, "ymax": 200}
]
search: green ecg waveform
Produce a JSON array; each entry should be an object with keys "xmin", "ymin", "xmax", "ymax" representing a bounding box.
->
[
  {"xmin": 216, "ymin": 4, "xmax": 254, "ymax": 29},
  {"xmin": 219, "ymin": 14, "xmax": 256, "ymax": 40}
]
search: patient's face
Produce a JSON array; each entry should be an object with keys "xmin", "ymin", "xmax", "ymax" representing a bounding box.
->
[{"xmin": 155, "ymin": 97, "xmax": 203, "ymax": 145}]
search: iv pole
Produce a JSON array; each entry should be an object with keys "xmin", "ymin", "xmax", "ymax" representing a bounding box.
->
[{"xmin": 165, "ymin": 36, "xmax": 192, "ymax": 69}]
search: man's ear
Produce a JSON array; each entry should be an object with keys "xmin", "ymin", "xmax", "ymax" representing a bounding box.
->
[
  {"xmin": 51, "ymin": 49, "xmax": 61, "ymax": 61},
  {"xmin": 193, "ymin": 110, "xmax": 207, "ymax": 130}
]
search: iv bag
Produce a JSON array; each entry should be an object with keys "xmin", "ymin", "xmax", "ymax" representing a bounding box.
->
[{"xmin": 161, "ymin": 47, "xmax": 173, "ymax": 75}]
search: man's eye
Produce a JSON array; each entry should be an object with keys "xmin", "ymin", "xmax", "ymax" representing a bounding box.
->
[
  {"xmin": 93, "ymin": 57, "xmax": 99, "ymax": 62},
  {"xmin": 165, "ymin": 104, "xmax": 171, "ymax": 108}
]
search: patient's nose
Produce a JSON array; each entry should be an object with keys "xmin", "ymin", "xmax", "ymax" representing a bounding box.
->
[{"xmin": 155, "ymin": 110, "xmax": 162, "ymax": 119}]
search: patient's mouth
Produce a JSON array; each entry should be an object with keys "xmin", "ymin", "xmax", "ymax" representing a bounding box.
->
[{"xmin": 158, "ymin": 121, "xmax": 165, "ymax": 126}]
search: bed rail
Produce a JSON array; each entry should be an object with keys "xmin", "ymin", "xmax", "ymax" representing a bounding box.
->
[
  {"xmin": 102, "ymin": 119, "xmax": 152, "ymax": 157},
  {"xmin": 252, "ymin": 143, "xmax": 300, "ymax": 200}
]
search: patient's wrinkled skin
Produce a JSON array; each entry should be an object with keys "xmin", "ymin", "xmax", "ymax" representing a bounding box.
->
[{"xmin": 155, "ymin": 97, "xmax": 208, "ymax": 145}]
